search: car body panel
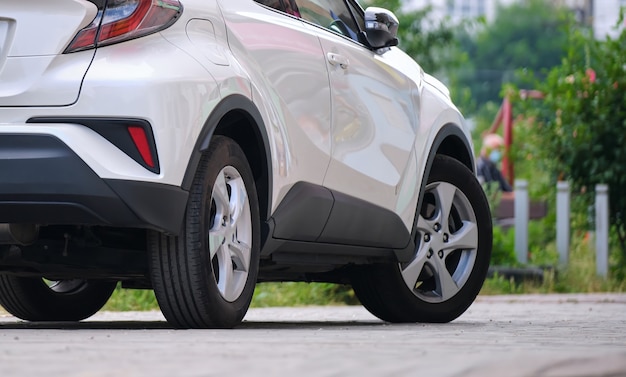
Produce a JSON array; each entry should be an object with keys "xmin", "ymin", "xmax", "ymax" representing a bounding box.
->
[
  {"xmin": 316, "ymin": 31, "xmax": 420, "ymax": 231},
  {"xmin": 219, "ymin": 0, "xmax": 333, "ymax": 211},
  {"xmin": 0, "ymin": 0, "xmax": 97, "ymax": 106}
]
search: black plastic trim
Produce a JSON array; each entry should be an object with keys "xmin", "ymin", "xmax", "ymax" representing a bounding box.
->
[
  {"xmin": 0, "ymin": 134, "xmax": 186, "ymax": 234},
  {"xmin": 182, "ymin": 94, "xmax": 273, "ymax": 219},
  {"xmin": 319, "ymin": 188, "xmax": 410, "ymax": 248},
  {"xmin": 271, "ymin": 182, "xmax": 333, "ymax": 241},
  {"xmin": 105, "ymin": 179, "xmax": 188, "ymax": 234},
  {"xmin": 26, "ymin": 117, "xmax": 160, "ymax": 174},
  {"xmin": 263, "ymin": 182, "xmax": 410, "ymax": 257}
]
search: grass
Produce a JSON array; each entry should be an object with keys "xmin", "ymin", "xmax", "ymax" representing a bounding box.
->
[
  {"xmin": 102, "ymin": 281, "xmax": 359, "ymax": 312},
  {"xmin": 102, "ymin": 228, "xmax": 626, "ymax": 311},
  {"xmin": 251, "ymin": 282, "xmax": 359, "ymax": 307},
  {"xmin": 102, "ymin": 286, "xmax": 159, "ymax": 311},
  {"xmin": 480, "ymin": 230, "xmax": 626, "ymax": 295}
]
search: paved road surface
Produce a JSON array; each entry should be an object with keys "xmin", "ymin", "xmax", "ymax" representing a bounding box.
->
[{"xmin": 1, "ymin": 293, "xmax": 625, "ymax": 377}]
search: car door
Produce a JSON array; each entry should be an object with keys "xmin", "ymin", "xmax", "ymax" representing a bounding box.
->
[
  {"xmin": 294, "ymin": 0, "xmax": 421, "ymax": 229},
  {"xmin": 219, "ymin": 0, "xmax": 332, "ymax": 192}
]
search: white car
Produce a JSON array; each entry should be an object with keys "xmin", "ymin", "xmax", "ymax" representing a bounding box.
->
[{"xmin": 0, "ymin": 0, "xmax": 492, "ymax": 328}]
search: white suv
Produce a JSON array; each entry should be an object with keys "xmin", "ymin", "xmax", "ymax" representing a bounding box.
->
[{"xmin": 0, "ymin": 0, "xmax": 492, "ymax": 328}]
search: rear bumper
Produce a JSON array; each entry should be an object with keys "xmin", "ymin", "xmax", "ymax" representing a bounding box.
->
[{"xmin": 0, "ymin": 134, "xmax": 187, "ymax": 234}]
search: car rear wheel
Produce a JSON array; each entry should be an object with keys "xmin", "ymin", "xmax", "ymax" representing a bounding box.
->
[
  {"xmin": 351, "ymin": 155, "xmax": 492, "ymax": 323},
  {"xmin": 0, "ymin": 276, "xmax": 116, "ymax": 321},
  {"xmin": 149, "ymin": 136, "xmax": 260, "ymax": 329}
]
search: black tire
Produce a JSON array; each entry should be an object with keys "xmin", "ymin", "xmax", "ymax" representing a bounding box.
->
[
  {"xmin": 149, "ymin": 136, "xmax": 260, "ymax": 329},
  {"xmin": 351, "ymin": 155, "xmax": 492, "ymax": 323},
  {"xmin": 0, "ymin": 276, "xmax": 116, "ymax": 321}
]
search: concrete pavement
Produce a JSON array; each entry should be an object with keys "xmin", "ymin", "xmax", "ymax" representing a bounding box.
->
[{"xmin": 0, "ymin": 293, "xmax": 625, "ymax": 377}]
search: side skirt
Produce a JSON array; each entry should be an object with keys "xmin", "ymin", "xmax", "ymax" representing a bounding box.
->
[{"xmin": 259, "ymin": 182, "xmax": 415, "ymax": 276}]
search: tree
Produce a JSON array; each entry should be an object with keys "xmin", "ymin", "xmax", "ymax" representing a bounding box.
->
[
  {"xmin": 518, "ymin": 19, "xmax": 626, "ymax": 266},
  {"xmin": 454, "ymin": 0, "xmax": 570, "ymax": 113}
]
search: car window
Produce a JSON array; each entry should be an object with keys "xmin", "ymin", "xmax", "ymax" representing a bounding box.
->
[
  {"xmin": 294, "ymin": 0, "xmax": 360, "ymax": 41},
  {"xmin": 254, "ymin": 0, "xmax": 285, "ymax": 12},
  {"xmin": 255, "ymin": 0, "xmax": 303, "ymax": 17},
  {"xmin": 283, "ymin": 0, "xmax": 302, "ymax": 17},
  {"xmin": 345, "ymin": 0, "xmax": 364, "ymax": 32}
]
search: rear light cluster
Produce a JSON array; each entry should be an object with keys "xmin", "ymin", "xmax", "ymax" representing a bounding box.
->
[{"xmin": 65, "ymin": 0, "xmax": 182, "ymax": 53}]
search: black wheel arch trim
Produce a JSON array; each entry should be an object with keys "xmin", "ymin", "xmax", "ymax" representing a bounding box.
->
[
  {"xmin": 393, "ymin": 123, "xmax": 475, "ymax": 262},
  {"xmin": 181, "ymin": 94, "xmax": 273, "ymax": 221}
]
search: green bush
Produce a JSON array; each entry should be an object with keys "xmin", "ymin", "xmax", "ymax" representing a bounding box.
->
[
  {"xmin": 491, "ymin": 225, "xmax": 517, "ymax": 265},
  {"xmin": 516, "ymin": 16, "xmax": 626, "ymax": 260}
]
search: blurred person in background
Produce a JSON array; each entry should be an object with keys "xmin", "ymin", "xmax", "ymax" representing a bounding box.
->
[{"xmin": 477, "ymin": 133, "xmax": 513, "ymax": 194}]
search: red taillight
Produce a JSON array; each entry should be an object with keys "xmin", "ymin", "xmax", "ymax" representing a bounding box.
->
[
  {"xmin": 65, "ymin": 0, "xmax": 182, "ymax": 53},
  {"xmin": 128, "ymin": 126, "xmax": 155, "ymax": 168}
]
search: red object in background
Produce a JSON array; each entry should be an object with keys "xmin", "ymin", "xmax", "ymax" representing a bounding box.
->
[
  {"xmin": 485, "ymin": 90, "xmax": 544, "ymax": 185},
  {"xmin": 586, "ymin": 68, "xmax": 597, "ymax": 83}
]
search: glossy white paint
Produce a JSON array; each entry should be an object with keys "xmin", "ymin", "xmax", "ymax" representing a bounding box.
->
[
  {"xmin": 219, "ymin": 0, "xmax": 333, "ymax": 209},
  {"xmin": 0, "ymin": 31, "xmax": 221, "ymax": 185},
  {"xmin": 0, "ymin": 54, "xmax": 94, "ymax": 106},
  {"xmin": 1, "ymin": 0, "xmax": 96, "ymax": 56},
  {"xmin": 316, "ymin": 28, "xmax": 419, "ymax": 228},
  {"xmin": 0, "ymin": 0, "xmax": 473, "ymax": 232},
  {"xmin": 0, "ymin": 0, "xmax": 96, "ymax": 106},
  {"xmin": 76, "ymin": 34, "xmax": 222, "ymax": 185}
]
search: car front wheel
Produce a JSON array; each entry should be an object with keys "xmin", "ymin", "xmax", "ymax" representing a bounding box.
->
[{"xmin": 351, "ymin": 155, "xmax": 492, "ymax": 323}]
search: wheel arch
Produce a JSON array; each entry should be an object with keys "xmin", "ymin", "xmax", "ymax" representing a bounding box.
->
[
  {"xmin": 394, "ymin": 122, "xmax": 475, "ymax": 262},
  {"xmin": 182, "ymin": 94, "xmax": 272, "ymax": 223},
  {"xmin": 432, "ymin": 124, "xmax": 475, "ymax": 173}
]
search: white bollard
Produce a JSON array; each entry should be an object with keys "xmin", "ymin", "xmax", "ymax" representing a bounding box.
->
[
  {"xmin": 514, "ymin": 180, "xmax": 529, "ymax": 264},
  {"xmin": 556, "ymin": 181, "xmax": 570, "ymax": 266},
  {"xmin": 595, "ymin": 184, "xmax": 609, "ymax": 277}
]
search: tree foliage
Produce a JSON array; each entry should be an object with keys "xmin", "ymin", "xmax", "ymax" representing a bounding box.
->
[
  {"xmin": 518, "ymin": 20, "xmax": 626, "ymax": 255},
  {"xmin": 455, "ymin": 0, "xmax": 570, "ymax": 112}
]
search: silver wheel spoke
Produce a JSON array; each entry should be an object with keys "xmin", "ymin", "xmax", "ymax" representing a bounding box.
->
[
  {"xmin": 433, "ymin": 182, "xmax": 457, "ymax": 230},
  {"xmin": 229, "ymin": 238, "xmax": 251, "ymax": 272},
  {"xmin": 208, "ymin": 165, "xmax": 252, "ymax": 302},
  {"xmin": 446, "ymin": 221, "xmax": 478, "ymax": 251},
  {"xmin": 401, "ymin": 249, "xmax": 428, "ymax": 289},
  {"xmin": 416, "ymin": 213, "xmax": 433, "ymax": 234},
  {"xmin": 208, "ymin": 233, "xmax": 225, "ymax": 259},
  {"xmin": 215, "ymin": 244, "xmax": 234, "ymax": 299},
  {"xmin": 213, "ymin": 172, "xmax": 231, "ymax": 219},
  {"xmin": 403, "ymin": 213, "xmax": 434, "ymax": 289},
  {"xmin": 432, "ymin": 256, "xmax": 460, "ymax": 299},
  {"xmin": 229, "ymin": 177, "xmax": 247, "ymax": 226}
]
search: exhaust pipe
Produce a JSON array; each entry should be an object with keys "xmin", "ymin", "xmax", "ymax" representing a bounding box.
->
[{"xmin": 0, "ymin": 224, "xmax": 39, "ymax": 245}]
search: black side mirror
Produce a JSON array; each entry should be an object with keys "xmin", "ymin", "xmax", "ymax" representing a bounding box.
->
[{"xmin": 363, "ymin": 7, "xmax": 399, "ymax": 49}]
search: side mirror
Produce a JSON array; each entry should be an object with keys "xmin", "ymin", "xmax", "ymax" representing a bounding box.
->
[{"xmin": 363, "ymin": 7, "xmax": 399, "ymax": 49}]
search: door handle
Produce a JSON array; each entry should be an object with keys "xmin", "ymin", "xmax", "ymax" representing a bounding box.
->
[{"xmin": 326, "ymin": 52, "xmax": 349, "ymax": 69}]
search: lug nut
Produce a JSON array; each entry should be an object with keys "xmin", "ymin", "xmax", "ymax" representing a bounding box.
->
[
  {"xmin": 443, "ymin": 233, "xmax": 449, "ymax": 242},
  {"xmin": 427, "ymin": 249, "xmax": 433, "ymax": 258},
  {"xmin": 424, "ymin": 233, "xmax": 431, "ymax": 242},
  {"xmin": 438, "ymin": 250, "xmax": 444, "ymax": 258},
  {"xmin": 434, "ymin": 223, "xmax": 441, "ymax": 232}
]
